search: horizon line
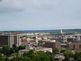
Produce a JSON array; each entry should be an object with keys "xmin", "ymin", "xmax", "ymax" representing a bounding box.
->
[{"xmin": 0, "ymin": 28, "xmax": 81, "ymax": 32}]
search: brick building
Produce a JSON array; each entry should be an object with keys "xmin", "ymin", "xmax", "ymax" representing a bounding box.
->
[
  {"xmin": 68, "ymin": 42, "xmax": 81, "ymax": 50},
  {"xmin": 43, "ymin": 41, "xmax": 61, "ymax": 49}
]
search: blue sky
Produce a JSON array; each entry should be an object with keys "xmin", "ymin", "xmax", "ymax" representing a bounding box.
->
[{"xmin": 0, "ymin": 0, "xmax": 81, "ymax": 31}]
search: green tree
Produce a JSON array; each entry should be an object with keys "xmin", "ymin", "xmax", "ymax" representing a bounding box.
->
[
  {"xmin": 52, "ymin": 48, "xmax": 59, "ymax": 55},
  {"xmin": 0, "ymin": 53, "xmax": 5, "ymax": 61},
  {"xmin": 12, "ymin": 44, "xmax": 19, "ymax": 53},
  {"xmin": 64, "ymin": 50, "xmax": 73, "ymax": 61},
  {"xmin": 25, "ymin": 50, "xmax": 34, "ymax": 59},
  {"xmin": 23, "ymin": 50, "xmax": 53, "ymax": 61},
  {"xmin": 10, "ymin": 57, "xmax": 17, "ymax": 61},
  {"xmin": 74, "ymin": 51, "xmax": 81, "ymax": 61},
  {"xmin": 32, "ymin": 51, "xmax": 51, "ymax": 61},
  {"xmin": 1, "ymin": 46, "xmax": 11, "ymax": 56},
  {"xmin": 23, "ymin": 56, "xmax": 31, "ymax": 61},
  {"xmin": 18, "ymin": 45, "xmax": 26, "ymax": 50},
  {"xmin": 5, "ymin": 57, "xmax": 9, "ymax": 61}
]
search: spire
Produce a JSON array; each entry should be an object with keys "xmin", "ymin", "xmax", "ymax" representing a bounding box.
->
[{"xmin": 61, "ymin": 29, "xmax": 63, "ymax": 34}]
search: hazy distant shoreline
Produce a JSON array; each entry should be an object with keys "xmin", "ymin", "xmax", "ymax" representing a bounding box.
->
[{"xmin": 0, "ymin": 29, "xmax": 81, "ymax": 33}]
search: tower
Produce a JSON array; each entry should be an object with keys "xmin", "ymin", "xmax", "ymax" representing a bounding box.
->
[{"xmin": 60, "ymin": 29, "xmax": 63, "ymax": 34}]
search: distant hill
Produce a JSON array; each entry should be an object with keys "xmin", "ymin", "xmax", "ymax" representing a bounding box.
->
[{"xmin": 1, "ymin": 29, "xmax": 81, "ymax": 33}]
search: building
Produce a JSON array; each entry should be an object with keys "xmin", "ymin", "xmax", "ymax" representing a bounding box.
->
[
  {"xmin": 0, "ymin": 34, "xmax": 18, "ymax": 48},
  {"xmin": 68, "ymin": 42, "xmax": 81, "ymax": 50},
  {"xmin": 34, "ymin": 47, "xmax": 52, "ymax": 53},
  {"xmin": 42, "ymin": 41, "xmax": 61, "ymax": 49}
]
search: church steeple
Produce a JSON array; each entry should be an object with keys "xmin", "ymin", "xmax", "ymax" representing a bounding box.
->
[{"xmin": 60, "ymin": 29, "xmax": 63, "ymax": 34}]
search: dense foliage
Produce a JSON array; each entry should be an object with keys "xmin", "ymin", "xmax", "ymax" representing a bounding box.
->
[
  {"xmin": 0, "ymin": 46, "xmax": 81, "ymax": 61},
  {"xmin": 0, "ymin": 50, "xmax": 55, "ymax": 61}
]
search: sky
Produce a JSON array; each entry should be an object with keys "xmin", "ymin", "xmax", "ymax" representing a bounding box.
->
[{"xmin": 0, "ymin": 0, "xmax": 81, "ymax": 31}]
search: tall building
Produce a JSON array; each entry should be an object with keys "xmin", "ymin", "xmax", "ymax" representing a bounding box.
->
[
  {"xmin": 0, "ymin": 35, "xmax": 8, "ymax": 47},
  {"xmin": 0, "ymin": 34, "xmax": 18, "ymax": 48}
]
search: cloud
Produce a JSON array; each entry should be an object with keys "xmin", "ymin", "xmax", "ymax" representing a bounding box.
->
[
  {"xmin": 0, "ymin": 0, "xmax": 29, "ymax": 12},
  {"xmin": 0, "ymin": 0, "xmax": 81, "ymax": 30},
  {"xmin": 0, "ymin": 0, "xmax": 64, "ymax": 12}
]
